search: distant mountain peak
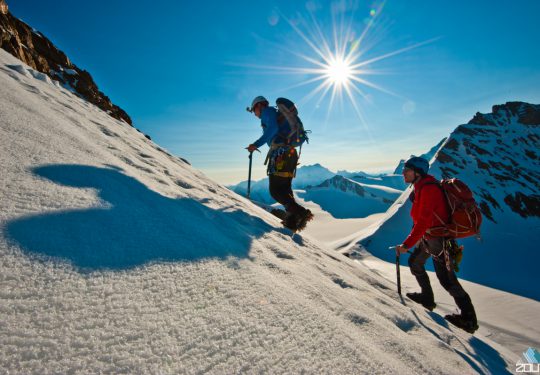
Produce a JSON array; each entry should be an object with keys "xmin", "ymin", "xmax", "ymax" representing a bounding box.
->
[
  {"xmin": 315, "ymin": 174, "xmax": 350, "ymax": 188},
  {"xmin": 435, "ymin": 101, "xmax": 540, "ymax": 221},
  {"xmin": 301, "ymin": 163, "xmax": 327, "ymax": 170}
]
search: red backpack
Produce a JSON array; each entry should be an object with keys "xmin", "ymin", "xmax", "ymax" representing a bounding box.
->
[{"xmin": 426, "ymin": 178, "xmax": 482, "ymax": 238}]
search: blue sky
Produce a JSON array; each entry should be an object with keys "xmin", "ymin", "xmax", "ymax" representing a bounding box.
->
[{"xmin": 9, "ymin": 0, "xmax": 540, "ymax": 184}]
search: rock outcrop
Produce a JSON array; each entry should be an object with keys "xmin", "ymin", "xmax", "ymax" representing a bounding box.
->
[
  {"xmin": 0, "ymin": 1, "xmax": 131, "ymax": 125},
  {"xmin": 436, "ymin": 101, "xmax": 540, "ymax": 220},
  {"xmin": 0, "ymin": 0, "xmax": 8, "ymax": 15}
]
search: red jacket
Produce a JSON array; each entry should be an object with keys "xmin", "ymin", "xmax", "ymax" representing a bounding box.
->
[{"xmin": 403, "ymin": 175, "xmax": 449, "ymax": 249}]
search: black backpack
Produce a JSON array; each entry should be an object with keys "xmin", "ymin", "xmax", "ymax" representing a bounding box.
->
[{"xmin": 275, "ymin": 97, "xmax": 309, "ymax": 147}]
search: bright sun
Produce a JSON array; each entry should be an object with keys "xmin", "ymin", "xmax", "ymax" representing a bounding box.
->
[
  {"xmin": 325, "ymin": 57, "xmax": 352, "ymax": 85},
  {"xmin": 241, "ymin": 3, "xmax": 437, "ymax": 124}
]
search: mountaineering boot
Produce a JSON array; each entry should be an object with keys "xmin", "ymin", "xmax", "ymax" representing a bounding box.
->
[
  {"xmin": 294, "ymin": 207, "xmax": 313, "ymax": 232},
  {"xmin": 406, "ymin": 292, "xmax": 436, "ymax": 311},
  {"xmin": 282, "ymin": 211, "xmax": 299, "ymax": 232},
  {"xmin": 270, "ymin": 208, "xmax": 287, "ymax": 221},
  {"xmin": 281, "ymin": 206, "xmax": 313, "ymax": 232},
  {"xmin": 444, "ymin": 313, "xmax": 479, "ymax": 334}
]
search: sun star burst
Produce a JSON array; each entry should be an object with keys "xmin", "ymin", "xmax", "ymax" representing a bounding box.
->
[
  {"xmin": 325, "ymin": 56, "xmax": 353, "ymax": 85},
  {"xmin": 237, "ymin": 2, "xmax": 438, "ymax": 126}
]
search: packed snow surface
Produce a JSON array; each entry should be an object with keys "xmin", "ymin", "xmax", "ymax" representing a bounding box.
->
[{"xmin": 0, "ymin": 49, "xmax": 522, "ymax": 373}]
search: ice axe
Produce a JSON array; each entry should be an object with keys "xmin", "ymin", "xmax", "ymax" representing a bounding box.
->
[
  {"xmin": 246, "ymin": 148, "xmax": 260, "ymax": 199},
  {"xmin": 394, "ymin": 247, "xmax": 402, "ymax": 295},
  {"xmin": 388, "ymin": 246, "xmax": 411, "ymax": 296}
]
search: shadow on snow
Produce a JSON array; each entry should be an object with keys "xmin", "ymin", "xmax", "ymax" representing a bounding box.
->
[
  {"xmin": 5, "ymin": 164, "xmax": 274, "ymax": 271},
  {"xmin": 409, "ymin": 310, "xmax": 512, "ymax": 374}
]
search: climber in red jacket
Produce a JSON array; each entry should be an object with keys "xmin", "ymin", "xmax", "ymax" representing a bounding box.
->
[{"xmin": 395, "ymin": 156, "xmax": 478, "ymax": 334}]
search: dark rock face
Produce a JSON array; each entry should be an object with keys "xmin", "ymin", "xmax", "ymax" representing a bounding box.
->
[
  {"xmin": 436, "ymin": 101, "xmax": 540, "ymax": 221},
  {"xmin": 504, "ymin": 193, "xmax": 540, "ymax": 218},
  {"xmin": 479, "ymin": 201, "xmax": 495, "ymax": 223},
  {"xmin": 492, "ymin": 102, "xmax": 540, "ymax": 125},
  {"xmin": 468, "ymin": 102, "xmax": 540, "ymax": 128},
  {"xmin": 467, "ymin": 112, "xmax": 495, "ymax": 126},
  {"xmin": 0, "ymin": 2, "xmax": 131, "ymax": 125}
]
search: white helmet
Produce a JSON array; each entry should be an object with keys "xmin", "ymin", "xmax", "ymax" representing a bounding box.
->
[{"xmin": 247, "ymin": 96, "xmax": 268, "ymax": 112}]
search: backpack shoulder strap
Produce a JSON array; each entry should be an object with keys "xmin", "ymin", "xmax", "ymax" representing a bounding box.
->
[
  {"xmin": 410, "ymin": 180, "xmax": 439, "ymax": 201},
  {"xmin": 422, "ymin": 180, "xmax": 450, "ymax": 225}
]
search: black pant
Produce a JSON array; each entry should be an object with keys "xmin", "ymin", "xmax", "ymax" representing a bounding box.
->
[
  {"xmin": 408, "ymin": 238, "xmax": 476, "ymax": 318},
  {"xmin": 268, "ymin": 175, "xmax": 301, "ymax": 213},
  {"xmin": 268, "ymin": 146, "xmax": 303, "ymax": 214}
]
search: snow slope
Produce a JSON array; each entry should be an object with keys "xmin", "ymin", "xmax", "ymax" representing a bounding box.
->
[
  {"xmin": 351, "ymin": 250, "xmax": 540, "ymax": 358},
  {"xmin": 0, "ymin": 49, "xmax": 519, "ymax": 373},
  {"xmin": 344, "ymin": 102, "xmax": 540, "ymax": 301},
  {"xmin": 297, "ymin": 191, "xmax": 540, "ymax": 358}
]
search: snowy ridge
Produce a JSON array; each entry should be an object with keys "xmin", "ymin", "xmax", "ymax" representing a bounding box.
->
[
  {"xmin": 348, "ymin": 173, "xmax": 407, "ymax": 190},
  {"xmin": 347, "ymin": 102, "xmax": 540, "ymax": 301},
  {"xmin": 393, "ymin": 137, "xmax": 447, "ymax": 174},
  {"xmin": 298, "ymin": 175, "xmax": 402, "ymax": 219},
  {"xmin": 0, "ymin": 48, "xmax": 519, "ymax": 373}
]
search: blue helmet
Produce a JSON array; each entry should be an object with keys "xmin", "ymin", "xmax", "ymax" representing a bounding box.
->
[{"xmin": 404, "ymin": 156, "xmax": 429, "ymax": 176}]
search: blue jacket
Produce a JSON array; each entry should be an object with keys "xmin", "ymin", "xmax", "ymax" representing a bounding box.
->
[{"xmin": 253, "ymin": 107, "xmax": 291, "ymax": 148}]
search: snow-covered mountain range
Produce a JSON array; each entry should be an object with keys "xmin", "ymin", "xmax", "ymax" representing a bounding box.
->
[
  {"xmin": 229, "ymin": 162, "xmax": 407, "ymax": 212},
  {"xmin": 298, "ymin": 175, "xmax": 402, "ymax": 218},
  {"xmin": 228, "ymin": 163, "xmax": 336, "ymax": 203},
  {"xmin": 340, "ymin": 102, "xmax": 540, "ymax": 301}
]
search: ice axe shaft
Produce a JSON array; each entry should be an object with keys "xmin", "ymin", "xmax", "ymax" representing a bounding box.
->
[
  {"xmin": 396, "ymin": 250, "xmax": 402, "ymax": 295},
  {"xmin": 389, "ymin": 246, "xmax": 408, "ymax": 295},
  {"xmin": 247, "ymin": 151, "xmax": 253, "ymax": 199},
  {"xmin": 246, "ymin": 149, "xmax": 260, "ymax": 199}
]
